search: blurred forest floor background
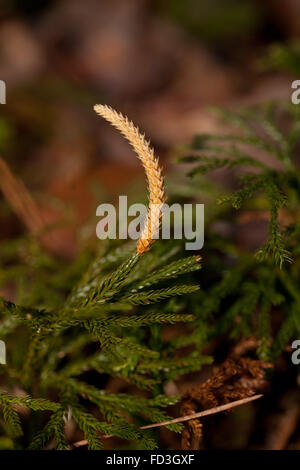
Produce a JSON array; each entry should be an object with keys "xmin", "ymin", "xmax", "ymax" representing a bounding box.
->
[{"xmin": 0, "ymin": 0, "xmax": 299, "ymax": 256}]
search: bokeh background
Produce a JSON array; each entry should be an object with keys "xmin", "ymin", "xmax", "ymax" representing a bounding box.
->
[{"xmin": 1, "ymin": 0, "xmax": 300, "ymax": 258}]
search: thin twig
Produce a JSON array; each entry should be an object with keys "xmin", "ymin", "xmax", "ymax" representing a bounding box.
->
[
  {"xmin": 72, "ymin": 394, "xmax": 263, "ymax": 448},
  {"xmin": 0, "ymin": 157, "xmax": 44, "ymax": 233}
]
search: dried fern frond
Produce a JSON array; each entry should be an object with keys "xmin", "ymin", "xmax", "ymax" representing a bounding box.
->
[
  {"xmin": 94, "ymin": 104, "xmax": 166, "ymax": 254},
  {"xmin": 180, "ymin": 340, "xmax": 272, "ymax": 449}
]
